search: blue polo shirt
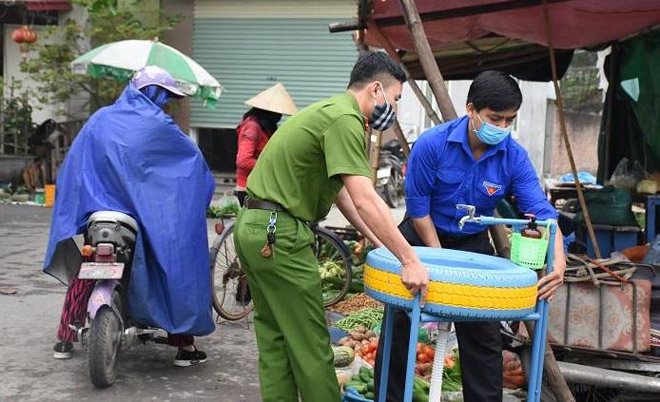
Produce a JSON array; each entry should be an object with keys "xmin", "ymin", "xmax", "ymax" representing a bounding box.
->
[{"xmin": 405, "ymin": 115, "xmax": 557, "ymax": 236}]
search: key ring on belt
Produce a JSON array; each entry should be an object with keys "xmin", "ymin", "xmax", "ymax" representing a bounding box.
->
[{"xmin": 267, "ymin": 212, "xmax": 278, "ymax": 234}]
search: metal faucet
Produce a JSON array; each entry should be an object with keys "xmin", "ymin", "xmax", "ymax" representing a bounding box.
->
[{"xmin": 456, "ymin": 204, "xmax": 479, "ymax": 230}]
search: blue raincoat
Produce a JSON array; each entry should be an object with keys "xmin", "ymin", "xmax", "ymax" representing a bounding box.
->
[{"xmin": 44, "ymin": 84, "xmax": 216, "ymax": 335}]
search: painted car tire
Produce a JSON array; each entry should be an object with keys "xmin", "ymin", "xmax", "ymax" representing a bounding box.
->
[{"xmin": 364, "ymin": 247, "xmax": 538, "ymax": 320}]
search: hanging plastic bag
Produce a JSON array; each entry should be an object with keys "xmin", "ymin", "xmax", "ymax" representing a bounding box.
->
[
  {"xmin": 608, "ymin": 157, "xmax": 646, "ymax": 190},
  {"xmin": 211, "ymin": 190, "xmax": 240, "ymax": 216}
]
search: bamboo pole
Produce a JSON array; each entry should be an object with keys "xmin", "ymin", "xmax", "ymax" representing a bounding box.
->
[
  {"xmin": 366, "ymin": 21, "xmax": 441, "ymax": 125},
  {"xmin": 0, "ymin": 92, "xmax": 4, "ymax": 155},
  {"xmin": 542, "ymin": 0, "xmax": 602, "ymax": 259},
  {"xmin": 392, "ymin": 120, "xmax": 411, "ymax": 158},
  {"xmin": 371, "ymin": 129, "xmax": 383, "ymax": 186},
  {"xmin": 398, "ymin": 0, "xmax": 457, "ymax": 121}
]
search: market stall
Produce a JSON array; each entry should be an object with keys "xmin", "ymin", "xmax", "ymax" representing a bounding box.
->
[{"xmin": 330, "ymin": 0, "xmax": 660, "ymax": 400}]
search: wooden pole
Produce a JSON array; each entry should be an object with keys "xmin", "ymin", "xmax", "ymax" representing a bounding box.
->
[
  {"xmin": 0, "ymin": 91, "xmax": 4, "ymax": 155},
  {"xmin": 366, "ymin": 21, "xmax": 441, "ymax": 125},
  {"xmin": 392, "ymin": 119, "xmax": 411, "ymax": 158},
  {"xmin": 407, "ymin": 77, "xmax": 441, "ymax": 126},
  {"xmin": 371, "ymin": 129, "xmax": 383, "ymax": 186},
  {"xmin": 542, "ymin": 0, "xmax": 602, "ymax": 259},
  {"xmin": 398, "ymin": 0, "xmax": 457, "ymax": 121}
]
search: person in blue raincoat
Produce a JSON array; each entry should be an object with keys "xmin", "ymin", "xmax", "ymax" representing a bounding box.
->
[{"xmin": 45, "ymin": 66, "xmax": 215, "ymax": 367}]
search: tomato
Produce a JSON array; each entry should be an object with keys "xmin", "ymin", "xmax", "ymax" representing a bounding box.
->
[
  {"xmin": 426, "ymin": 347, "xmax": 435, "ymax": 360},
  {"xmin": 417, "ymin": 353, "xmax": 428, "ymax": 363},
  {"xmin": 416, "ymin": 343, "xmax": 422, "ymax": 354},
  {"xmin": 369, "ymin": 339, "xmax": 378, "ymax": 351},
  {"xmin": 361, "ymin": 344, "xmax": 371, "ymax": 354},
  {"xmin": 444, "ymin": 355, "xmax": 456, "ymax": 369}
]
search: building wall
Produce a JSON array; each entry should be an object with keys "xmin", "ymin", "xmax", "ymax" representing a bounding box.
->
[
  {"xmin": 3, "ymin": 6, "xmax": 89, "ymax": 125},
  {"xmin": 550, "ymin": 109, "xmax": 601, "ymax": 176},
  {"xmin": 3, "ymin": 25, "xmax": 62, "ymax": 125},
  {"xmin": 515, "ymin": 81, "xmax": 550, "ymax": 175},
  {"xmin": 191, "ymin": 0, "xmax": 357, "ymax": 129},
  {"xmin": 161, "ymin": 0, "xmax": 194, "ymax": 133}
]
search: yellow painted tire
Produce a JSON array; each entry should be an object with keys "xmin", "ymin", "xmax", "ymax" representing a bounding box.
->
[{"xmin": 364, "ymin": 247, "xmax": 538, "ymax": 319}]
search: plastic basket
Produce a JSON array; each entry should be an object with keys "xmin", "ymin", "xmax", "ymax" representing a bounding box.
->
[
  {"xmin": 342, "ymin": 388, "xmax": 373, "ymax": 402},
  {"xmin": 510, "ymin": 230, "xmax": 549, "ymax": 270}
]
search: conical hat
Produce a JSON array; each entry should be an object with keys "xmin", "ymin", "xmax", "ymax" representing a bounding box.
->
[{"xmin": 245, "ymin": 83, "xmax": 298, "ymax": 115}]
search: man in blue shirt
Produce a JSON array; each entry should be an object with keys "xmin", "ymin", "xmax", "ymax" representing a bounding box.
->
[{"xmin": 374, "ymin": 71, "xmax": 566, "ymax": 402}]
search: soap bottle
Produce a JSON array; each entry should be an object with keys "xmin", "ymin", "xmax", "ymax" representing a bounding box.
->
[{"xmin": 521, "ymin": 214, "xmax": 542, "ymax": 239}]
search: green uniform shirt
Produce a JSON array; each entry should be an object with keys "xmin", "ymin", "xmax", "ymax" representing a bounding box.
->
[{"xmin": 247, "ymin": 91, "xmax": 372, "ymax": 222}]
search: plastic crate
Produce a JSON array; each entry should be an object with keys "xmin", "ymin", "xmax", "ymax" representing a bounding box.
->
[{"xmin": 342, "ymin": 389, "xmax": 373, "ymax": 402}]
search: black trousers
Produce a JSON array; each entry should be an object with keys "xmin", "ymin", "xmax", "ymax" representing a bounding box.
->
[{"xmin": 374, "ymin": 216, "xmax": 503, "ymax": 402}]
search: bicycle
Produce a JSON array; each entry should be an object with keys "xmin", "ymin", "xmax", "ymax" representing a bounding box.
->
[{"xmin": 210, "ymin": 215, "xmax": 353, "ymax": 321}]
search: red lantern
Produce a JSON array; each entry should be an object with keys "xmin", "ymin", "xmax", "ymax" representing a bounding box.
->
[
  {"xmin": 11, "ymin": 27, "xmax": 25, "ymax": 44},
  {"xmin": 23, "ymin": 27, "xmax": 37, "ymax": 44},
  {"xmin": 12, "ymin": 26, "xmax": 37, "ymax": 45}
]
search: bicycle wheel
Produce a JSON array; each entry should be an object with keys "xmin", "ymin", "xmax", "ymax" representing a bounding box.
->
[
  {"xmin": 210, "ymin": 223, "xmax": 253, "ymax": 320},
  {"xmin": 313, "ymin": 225, "xmax": 353, "ymax": 307}
]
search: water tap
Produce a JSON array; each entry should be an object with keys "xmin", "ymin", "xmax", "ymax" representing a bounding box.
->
[{"xmin": 456, "ymin": 204, "xmax": 479, "ymax": 230}]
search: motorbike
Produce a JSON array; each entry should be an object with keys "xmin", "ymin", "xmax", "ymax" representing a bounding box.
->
[
  {"xmin": 73, "ymin": 211, "xmax": 166, "ymax": 388},
  {"xmin": 376, "ymin": 139, "xmax": 406, "ymax": 208}
]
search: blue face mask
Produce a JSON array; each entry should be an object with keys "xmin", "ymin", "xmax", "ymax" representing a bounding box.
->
[{"xmin": 472, "ymin": 113, "xmax": 512, "ymax": 145}]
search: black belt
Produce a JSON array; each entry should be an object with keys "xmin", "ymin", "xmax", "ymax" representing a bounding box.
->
[{"xmin": 244, "ymin": 196, "xmax": 285, "ymax": 212}]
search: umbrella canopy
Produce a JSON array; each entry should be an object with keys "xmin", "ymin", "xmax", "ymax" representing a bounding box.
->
[{"xmin": 71, "ymin": 39, "xmax": 222, "ymax": 106}]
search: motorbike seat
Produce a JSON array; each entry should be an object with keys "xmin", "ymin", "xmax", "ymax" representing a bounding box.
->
[{"xmin": 88, "ymin": 211, "xmax": 139, "ymax": 233}]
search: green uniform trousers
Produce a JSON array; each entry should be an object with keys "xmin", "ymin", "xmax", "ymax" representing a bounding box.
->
[{"xmin": 234, "ymin": 208, "xmax": 341, "ymax": 402}]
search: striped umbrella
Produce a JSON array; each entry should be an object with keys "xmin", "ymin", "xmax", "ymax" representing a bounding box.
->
[{"xmin": 71, "ymin": 39, "xmax": 222, "ymax": 106}]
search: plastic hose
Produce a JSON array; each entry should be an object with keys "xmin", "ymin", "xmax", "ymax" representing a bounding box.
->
[{"xmin": 429, "ymin": 322, "xmax": 451, "ymax": 401}]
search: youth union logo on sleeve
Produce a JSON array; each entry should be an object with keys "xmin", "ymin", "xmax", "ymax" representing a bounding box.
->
[{"xmin": 482, "ymin": 181, "xmax": 502, "ymax": 196}]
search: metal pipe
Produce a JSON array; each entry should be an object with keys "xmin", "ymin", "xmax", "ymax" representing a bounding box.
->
[{"xmin": 558, "ymin": 361, "xmax": 660, "ymax": 393}]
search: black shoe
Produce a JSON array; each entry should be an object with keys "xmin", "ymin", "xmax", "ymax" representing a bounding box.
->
[
  {"xmin": 173, "ymin": 347, "xmax": 207, "ymax": 367},
  {"xmin": 53, "ymin": 341, "xmax": 73, "ymax": 359}
]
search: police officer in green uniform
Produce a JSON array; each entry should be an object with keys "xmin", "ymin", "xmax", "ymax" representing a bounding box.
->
[{"xmin": 234, "ymin": 52, "xmax": 430, "ymax": 402}]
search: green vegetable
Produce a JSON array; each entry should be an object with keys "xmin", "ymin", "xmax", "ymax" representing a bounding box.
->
[
  {"xmin": 413, "ymin": 377, "xmax": 430, "ymax": 402},
  {"xmin": 441, "ymin": 349, "xmax": 463, "ymax": 392},
  {"xmin": 359, "ymin": 370, "xmax": 372, "ymax": 383},
  {"xmin": 332, "ymin": 346, "xmax": 355, "ymax": 367},
  {"xmin": 334, "ymin": 308, "xmax": 384, "ymax": 332},
  {"xmin": 359, "ymin": 367, "xmax": 373, "ymax": 379},
  {"xmin": 207, "ymin": 202, "xmax": 240, "ymax": 218},
  {"xmin": 367, "ymin": 380, "xmax": 375, "ymax": 392},
  {"xmin": 364, "ymin": 391, "xmax": 375, "ymax": 400},
  {"xmin": 346, "ymin": 383, "xmax": 367, "ymax": 394}
]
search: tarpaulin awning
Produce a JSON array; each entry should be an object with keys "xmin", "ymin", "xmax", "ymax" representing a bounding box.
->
[
  {"xmin": 354, "ymin": 0, "xmax": 660, "ymax": 81},
  {"xmin": 366, "ymin": 0, "xmax": 660, "ymax": 51},
  {"xmin": 22, "ymin": 0, "xmax": 71, "ymax": 11}
]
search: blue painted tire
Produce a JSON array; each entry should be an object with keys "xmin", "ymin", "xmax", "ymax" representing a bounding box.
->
[{"xmin": 364, "ymin": 247, "xmax": 538, "ymax": 320}]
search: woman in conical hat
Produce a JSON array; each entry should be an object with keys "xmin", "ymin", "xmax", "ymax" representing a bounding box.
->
[{"xmin": 235, "ymin": 83, "xmax": 297, "ymax": 205}]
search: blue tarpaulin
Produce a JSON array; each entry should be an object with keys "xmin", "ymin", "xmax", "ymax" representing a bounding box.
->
[{"xmin": 44, "ymin": 84, "xmax": 216, "ymax": 335}]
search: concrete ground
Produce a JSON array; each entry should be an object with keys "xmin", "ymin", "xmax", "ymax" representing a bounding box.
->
[
  {"xmin": 0, "ymin": 204, "xmax": 260, "ymax": 402},
  {"xmin": 0, "ymin": 203, "xmax": 405, "ymax": 402}
]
